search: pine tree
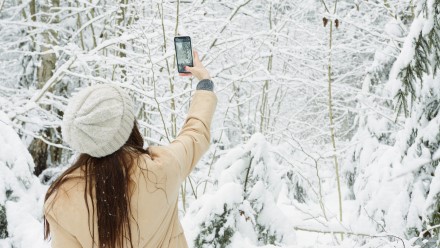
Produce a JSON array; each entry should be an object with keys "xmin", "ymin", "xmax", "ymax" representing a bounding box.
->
[
  {"xmin": 0, "ymin": 116, "xmax": 46, "ymax": 247},
  {"xmin": 393, "ymin": 0, "xmax": 440, "ymax": 239},
  {"xmin": 185, "ymin": 134, "xmax": 296, "ymax": 247},
  {"xmin": 347, "ymin": 0, "xmax": 440, "ymax": 245}
]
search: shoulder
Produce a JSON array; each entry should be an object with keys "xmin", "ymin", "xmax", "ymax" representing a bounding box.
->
[
  {"xmin": 146, "ymin": 146, "xmax": 179, "ymax": 167},
  {"xmin": 139, "ymin": 147, "xmax": 182, "ymax": 186},
  {"xmin": 44, "ymin": 167, "xmax": 86, "ymax": 225}
]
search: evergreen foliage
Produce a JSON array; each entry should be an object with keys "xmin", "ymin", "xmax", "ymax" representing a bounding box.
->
[
  {"xmin": 396, "ymin": 0, "xmax": 440, "ymax": 116},
  {"xmin": 0, "ymin": 117, "xmax": 47, "ymax": 247},
  {"xmin": 2, "ymin": 0, "xmax": 439, "ymax": 247},
  {"xmin": 0, "ymin": 204, "xmax": 7, "ymax": 239},
  {"xmin": 194, "ymin": 204, "xmax": 235, "ymax": 248},
  {"xmin": 282, "ymin": 170, "xmax": 307, "ymax": 203},
  {"xmin": 185, "ymin": 134, "xmax": 295, "ymax": 247},
  {"xmin": 255, "ymin": 222, "xmax": 277, "ymax": 244},
  {"xmin": 347, "ymin": 0, "xmax": 440, "ymax": 244}
]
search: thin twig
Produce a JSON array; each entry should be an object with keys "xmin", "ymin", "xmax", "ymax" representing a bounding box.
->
[
  {"xmin": 202, "ymin": 0, "xmax": 253, "ymax": 60},
  {"xmin": 320, "ymin": 0, "xmax": 330, "ymax": 13},
  {"xmin": 288, "ymin": 134, "xmax": 328, "ymax": 221},
  {"xmin": 0, "ymin": 0, "xmax": 5, "ymax": 14},
  {"xmin": 294, "ymin": 225, "xmax": 406, "ymax": 248}
]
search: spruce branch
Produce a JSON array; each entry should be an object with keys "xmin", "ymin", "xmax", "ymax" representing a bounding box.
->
[{"xmin": 395, "ymin": 0, "xmax": 440, "ymax": 117}]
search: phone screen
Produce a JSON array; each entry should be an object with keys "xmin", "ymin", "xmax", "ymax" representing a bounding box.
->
[{"xmin": 174, "ymin": 36, "xmax": 193, "ymax": 73}]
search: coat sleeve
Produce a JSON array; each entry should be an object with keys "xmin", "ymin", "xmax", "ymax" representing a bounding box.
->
[
  {"xmin": 45, "ymin": 211, "xmax": 82, "ymax": 248},
  {"xmin": 166, "ymin": 90, "xmax": 217, "ymax": 179}
]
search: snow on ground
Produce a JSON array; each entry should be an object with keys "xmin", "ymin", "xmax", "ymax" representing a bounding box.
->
[
  {"xmin": 180, "ymin": 134, "xmax": 418, "ymax": 248},
  {"xmin": 0, "ymin": 112, "xmax": 418, "ymax": 248},
  {"xmin": 0, "ymin": 111, "xmax": 49, "ymax": 248}
]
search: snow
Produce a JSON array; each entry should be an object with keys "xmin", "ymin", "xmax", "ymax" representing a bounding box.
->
[
  {"xmin": 384, "ymin": 19, "xmax": 405, "ymax": 38},
  {"xmin": 1, "ymin": 0, "xmax": 439, "ymax": 247},
  {"xmin": 183, "ymin": 134, "xmax": 296, "ymax": 247},
  {"xmin": 346, "ymin": 1, "xmax": 440, "ymax": 246},
  {"xmin": 0, "ymin": 112, "xmax": 49, "ymax": 248},
  {"xmin": 425, "ymin": 165, "xmax": 440, "ymax": 217}
]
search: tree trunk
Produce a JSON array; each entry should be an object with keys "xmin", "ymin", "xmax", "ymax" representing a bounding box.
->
[
  {"xmin": 29, "ymin": 132, "xmax": 49, "ymax": 176},
  {"xmin": 325, "ymin": 0, "xmax": 343, "ymax": 241},
  {"xmin": 28, "ymin": 0, "xmax": 62, "ymax": 176}
]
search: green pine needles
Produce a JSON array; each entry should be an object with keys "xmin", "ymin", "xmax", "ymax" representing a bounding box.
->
[
  {"xmin": 256, "ymin": 223, "xmax": 277, "ymax": 244},
  {"xmin": 430, "ymin": 198, "xmax": 440, "ymax": 235},
  {"xmin": 395, "ymin": 0, "xmax": 440, "ymax": 117},
  {"xmin": 194, "ymin": 204, "xmax": 235, "ymax": 248},
  {"xmin": 0, "ymin": 204, "xmax": 8, "ymax": 239}
]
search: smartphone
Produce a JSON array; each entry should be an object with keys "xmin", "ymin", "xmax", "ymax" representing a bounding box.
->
[{"xmin": 174, "ymin": 36, "xmax": 193, "ymax": 73}]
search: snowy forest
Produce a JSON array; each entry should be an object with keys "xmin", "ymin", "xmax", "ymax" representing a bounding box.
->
[{"xmin": 0, "ymin": 0, "xmax": 439, "ymax": 247}]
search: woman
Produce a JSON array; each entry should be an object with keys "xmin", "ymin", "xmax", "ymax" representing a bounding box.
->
[{"xmin": 44, "ymin": 51, "xmax": 217, "ymax": 248}]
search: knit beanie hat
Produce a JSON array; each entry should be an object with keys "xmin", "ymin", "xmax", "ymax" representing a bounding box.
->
[{"xmin": 62, "ymin": 84, "xmax": 135, "ymax": 158}]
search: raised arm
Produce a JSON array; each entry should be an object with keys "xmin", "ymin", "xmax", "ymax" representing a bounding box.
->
[{"xmin": 167, "ymin": 51, "xmax": 217, "ymax": 179}]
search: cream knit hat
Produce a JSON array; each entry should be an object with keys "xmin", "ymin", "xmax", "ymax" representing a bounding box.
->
[{"xmin": 62, "ymin": 84, "xmax": 135, "ymax": 157}]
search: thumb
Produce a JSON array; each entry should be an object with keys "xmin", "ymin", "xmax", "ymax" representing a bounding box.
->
[{"xmin": 185, "ymin": 66, "xmax": 195, "ymax": 73}]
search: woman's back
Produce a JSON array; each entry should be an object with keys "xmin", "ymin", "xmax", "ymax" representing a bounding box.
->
[
  {"xmin": 44, "ymin": 92, "xmax": 216, "ymax": 248},
  {"xmin": 45, "ymin": 149, "xmax": 185, "ymax": 247},
  {"xmin": 44, "ymin": 51, "xmax": 216, "ymax": 248}
]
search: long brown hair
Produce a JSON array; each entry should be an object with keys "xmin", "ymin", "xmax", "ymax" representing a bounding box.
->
[{"xmin": 44, "ymin": 121, "xmax": 148, "ymax": 248}]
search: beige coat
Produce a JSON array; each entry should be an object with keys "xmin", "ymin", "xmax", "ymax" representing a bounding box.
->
[{"xmin": 44, "ymin": 91, "xmax": 217, "ymax": 248}]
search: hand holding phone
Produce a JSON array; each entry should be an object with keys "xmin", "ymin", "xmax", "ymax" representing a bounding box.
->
[
  {"xmin": 183, "ymin": 51, "xmax": 211, "ymax": 80},
  {"xmin": 175, "ymin": 36, "xmax": 210, "ymax": 80}
]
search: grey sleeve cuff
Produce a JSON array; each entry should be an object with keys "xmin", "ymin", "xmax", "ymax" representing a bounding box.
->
[{"xmin": 196, "ymin": 79, "xmax": 214, "ymax": 91}]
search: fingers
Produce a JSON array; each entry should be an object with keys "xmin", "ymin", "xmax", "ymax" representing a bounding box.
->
[
  {"xmin": 184, "ymin": 66, "xmax": 194, "ymax": 74},
  {"xmin": 193, "ymin": 50, "xmax": 200, "ymax": 65},
  {"xmin": 179, "ymin": 72, "xmax": 192, "ymax": 77},
  {"xmin": 179, "ymin": 50, "xmax": 210, "ymax": 79},
  {"xmin": 184, "ymin": 65, "xmax": 201, "ymax": 79}
]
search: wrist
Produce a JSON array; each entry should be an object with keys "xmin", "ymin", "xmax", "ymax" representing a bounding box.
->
[
  {"xmin": 200, "ymin": 73, "xmax": 211, "ymax": 80},
  {"xmin": 196, "ymin": 79, "xmax": 214, "ymax": 91}
]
